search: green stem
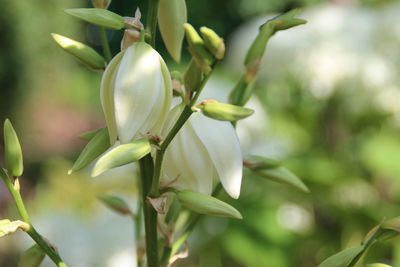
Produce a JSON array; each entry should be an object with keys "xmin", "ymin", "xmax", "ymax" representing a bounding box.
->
[
  {"xmin": 146, "ymin": 0, "xmax": 160, "ymax": 47},
  {"xmin": 99, "ymin": 27, "xmax": 112, "ymax": 62},
  {"xmin": 1, "ymin": 175, "xmax": 67, "ymax": 267},
  {"xmin": 139, "ymin": 155, "xmax": 159, "ymax": 267}
]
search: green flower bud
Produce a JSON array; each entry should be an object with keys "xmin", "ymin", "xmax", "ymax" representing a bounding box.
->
[
  {"xmin": 177, "ymin": 190, "xmax": 242, "ymax": 219},
  {"xmin": 64, "ymin": 8, "xmax": 124, "ymax": 30},
  {"xmin": 184, "ymin": 23, "xmax": 214, "ymax": 73},
  {"xmin": 91, "ymin": 138, "xmax": 151, "ymax": 177},
  {"xmin": 91, "ymin": 0, "xmax": 112, "ymax": 9},
  {"xmin": 184, "ymin": 60, "xmax": 203, "ymax": 92},
  {"xmin": 3, "ymin": 119, "xmax": 23, "ymax": 177},
  {"xmin": 97, "ymin": 194, "xmax": 133, "ymax": 215},
  {"xmin": 199, "ymin": 101, "xmax": 254, "ymax": 121},
  {"xmin": 158, "ymin": 0, "xmax": 187, "ymax": 62},
  {"xmin": 69, "ymin": 128, "xmax": 110, "ymax": 174},
  {"xmin": 18, "ymin": 244, "xmax": 45, "ymax": 267},
  {"xmin": 51, "ymin": 33, "xmax": 106, "ymax": 70},
  {"xmin": 244, "ymin": 155, "xmax": 281, "ymax": 169},
  {"xmin": 200, "ymin": 27, "xmax": 225, "ymax": 60}
]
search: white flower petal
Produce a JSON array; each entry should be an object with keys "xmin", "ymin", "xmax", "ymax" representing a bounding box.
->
[{"xmin": 190, "ymin": 113, "xmax": 243, "ymax": 199}]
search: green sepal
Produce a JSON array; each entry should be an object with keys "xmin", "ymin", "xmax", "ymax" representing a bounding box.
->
[
  {"xmin": 97, "ymin": 194, "xmax": 133, "ymax": 215},
  {"xmin": 199, "ymin": 102, "xmax": 254, "ymax": 121},
  {"xmin": 18, "ymin": 244, "xmax": 45, "ymax": 267},
  {"xmin": 92, "ymin": 138, "xmax": 151, "ymax": 177},
  {"xmin": 176, "ymin": 190, "xmax": 242, "ymax": 219},
  {"xmin": 64, "ymin": 8, "xmax": 125, "ymax": 30},
  {"xmin": 51, "ymin": 33, "xmax": 106, "ymax": 70},
  {"xmin": 200, "ymin": 27, "xmax": 225, "ymax": 60},
  {"xmin": 3, "ymin": 119, "xmax": 23, "ymax": 177},
  {"xmin": 184, "ymin": 23, "xmax": 214, "ymax": 73},
  {"xmin": 69, "ymin": 128, "xmax": 110, "ymax": 174}
]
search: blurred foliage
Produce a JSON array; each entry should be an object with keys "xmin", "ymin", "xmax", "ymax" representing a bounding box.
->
[{"xmin": 1, "ymin": 0, "xmax": 400, "ymax": 267}]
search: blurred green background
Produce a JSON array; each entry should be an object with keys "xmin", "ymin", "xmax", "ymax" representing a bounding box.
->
[{"xmin": 1, "ymin": 0, "xmax": 400, "ymax": 266}]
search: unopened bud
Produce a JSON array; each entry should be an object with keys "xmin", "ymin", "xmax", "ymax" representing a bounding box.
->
[
  {"xmin": 69, "ymin": 128, "xmax": 110, "ymax": 174},
  {"xmin": 3, "ymin": 119, "xmax": 23, "ymax": 177},
  {"xmin": 200, "ymin": 27, "xmax": 225, "ymax": 60},
  {"xmin": 91, "ymin": 0, "xmax": 112, "ymax": 9},
  {"xmin": 51, "ymin": 33, "xmax": 106, "ymax": 70},
  {"xmin": 92, "ymin": 138, "xmax": 151, "ymax": 177},
  {"xmin": 177, "ymin": 190, "xmax": 242, "ymax": 219},
  {"xmin": 65, "ymin": 8, "xmax": 125, "ymax": 30},
  {"xmin": 97, "ymin": 194, "xmax": 133, "ymax": 215},
  {"xmin": 244, "ymin": 155, "xmax": 281, "ymax": 170},
  {"xmin": 184, "ymin": 23, "xmax": 214, "ymax": 73},
  {"xmin": 158, "ymin": 0, "xmax": 187, "ymax": 62},
  {"xmin": 198, "ymin": 101, "xmax": 254, "ymax": 121},
  {"xmin": 184, "ymin": 60, "xmax": 203, "ymax": 92}
]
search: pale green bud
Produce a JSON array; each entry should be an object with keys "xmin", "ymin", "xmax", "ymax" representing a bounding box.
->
[
  {"xmin": 198, "ymin": 101, "xmax": 254, "ymax": 121},
  {"xmin": 51, "ymin": 33, "xmax": 106, "ymax": 70},
  {"xmin": 200, "ymin": 27, "xmax": 225, "ymax": 60},
  {"xmin": 100, "ymin": 42, "xmax": 172, "ymax": 144},
  {"xmin": 158, "ymin": 0, "xmax": 187, "ymax": 62},
  {"xmin": 184, "ymin": 60, "xmax": 203, "ymax": 92},
  {"xmin": 91, "ymin": 138, "xmax": 151, "ymax": 177},
  {"xmin": 184, "ymin": 23, "xmax": 214, "ymax": 73},
  {"xmin": 69, "ymin": 128, "xmax": 110, "ymax": 174},
  {"xmin": 18, "ymin": 244, "xmax": 45, "ymax": 267},
  {"xmin": 91, "ymin": 0, "xmax": 112, "ymax": 9},
  {"xmin": 3, "ymin": 119, "xmax": 23, "ymax": 177},
  {"xmin": 177, "ymin": 190, "xmax": 242, "ymax": 219},
  {"xmin": 97, "ymin": 194, "xmax": 133, "ymax": 215},
  {"xmin": 64, "ymin": 8, "xmax": 125, "ymax": 30}
]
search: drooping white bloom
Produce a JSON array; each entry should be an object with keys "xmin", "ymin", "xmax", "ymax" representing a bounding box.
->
[
  {"xmin": 100, "ymin": 42, "xmax": 172, "ymax": 144},
  {"xmin": 161, "ymin": 104, "xmax": 243, "ymax": 199}
]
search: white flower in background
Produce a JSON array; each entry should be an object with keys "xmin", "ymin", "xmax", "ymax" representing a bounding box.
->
[
  {"xmin": 100, "ymin": 42, "xmax": 172, "ymax": 144},
  {"xmin": 161, "ymin": 104, "xmax": 243, "ymax": 199}
]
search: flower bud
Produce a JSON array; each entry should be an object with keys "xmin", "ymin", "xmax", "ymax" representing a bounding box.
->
[
  {"xmin": 198, "ymin": 101, "xmax": 254, "ymax": 121},
  {"xmin": 176, "ymin": 190, "xmax": 242, "ymax": 219},
  {"xmin": 92, "ymin": 138, "xmax": 151, "ymax": 177},
  {"xmin": 184, "ymin": 24, "xmax": 214, "ymax": 73},
  {"xmin": 3, "ymin": 119, "xmax": 23, "ymax": 177},
  {"xmin": 97, "ymin": 194, "xmax": 133, "ymax": 215},
  {"xmin": 51, "ymin": 33, "xmax": 106, "ymax": 70},
  {"xmin": 244, "ymin": 155, "xmax": 281, "ymax": 169},
  {"xmin": 162, "ymin": 104, "xmax": 243, "ymax": 199},
  {"xmin": 100, "ymin": 42, "xmax": 172, "ymax": 143},
  {"xmin": 158, "ymin": 0, "xmax": 187, "ymax": 62},
  {"xmin": 200, "ymin": 27, "xmax": 225, "ymax": 60},
  {"xmin": 65, "ymin": 8, "xmax": 125, "ymax": 30},
  {"xmin": 69, "ymin": 128, "xmax": 110, "ymax": 174},
  {"xmin": 19, "ymin": 244, "xmax": 45, "ymax": 267},
  {"xmin": 91, "ymin": 0, "xmax": 112, "ymax": 9},
  {"xmin": 184, "ymin": 60, "xmax": 203, "ymax": 93}
]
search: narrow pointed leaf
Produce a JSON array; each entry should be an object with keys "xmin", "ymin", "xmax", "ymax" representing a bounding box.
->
[
  {"xmin": 3, "ymin": 119, "xmax": 23, "ymax": 177},
  {"xmin": 252, "ymin": 166, "xmax": 309, "ymax": 193},
  {"xmin": 97, "ymin": 194, "xmax": 132, "ymax": 215},
  {"xmin": 177, "ymin": 190, "xmax": 242, "ymax": 219},
  {"xmin": 246, "ymin": 155, "xmax": 281, "ymax": 169},
  {"xmin": 78, "ymin": 127, "xmax": 105, "ymax": 141},
  {"xmin": 158, "ymin": 0, "xmax": 187, "ymax": 62},
  {"xmin": 200, "ymin": 102, "xmax": 254, "ymax": 121},
  {"xmin": 18, "ymin": 244, "xmax": 45, "ymax": 267},
  {"xmin": 69, "ymin": 128, "xmax": 110, "ymax": 174},
  {"xmin": 318, "ymin": 245, "xmax": 365, "ymax": 267},
  {"xmin": 51, "ymin": 33, "xmax": 106, "ymax": 70},
  {"xmin": 92, "ymin": 138, "xmax": 151, "ymax": 177},
  {"xmin": 64, "ymin": 8, "xmax": 124, "ymax": 30}
]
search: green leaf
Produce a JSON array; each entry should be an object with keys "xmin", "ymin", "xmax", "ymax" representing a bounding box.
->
[
  {"xmin": 177, "ymin": 190, "xmax": 242, "ymax": 219},
  {"xmin": 3, "ymin": 119, "xmax": 23, "ymax": 177},
  {"xmin": 69, "ymin": 128, "xmax": 110, "ymax": 174},
  {"xmin": 0, "ymin": 219, "xmax": 30, "ymax": 238},
  {"xmin": 18, "ymin": 244, "xmax": 45, "ymax": 267},
  {"xmin": 318, "ymin": 245, "xmax": 365, "ymax": 267},
  {"xmin": 97, "ymin": 194, "xmax": 132, "ymax": 215},
  {"xmin": 64, "ymin": 8, "xmax": 124, "ymax": 30},
  {"xmin": 199, "ymin": 102, "xmax": 254, "ymax": 121},
  {"xmin": 51, "ymin": 33, "xmax": 106, "ymax": 70},
  {"xmin": 78, "ymin": 127, "xmax": 105, "ymax": 141},
  {"xmin": 92, "ymin": 138, "xmax": 151, "ymax": 177},
  {"xmin": 252, "ymin": 166, "xmax": 309, "ymax": 193}
]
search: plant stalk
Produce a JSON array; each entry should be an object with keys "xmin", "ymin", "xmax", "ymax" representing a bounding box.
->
[
  {"xmin": 99, "ymin": 26, "xmax": 112, "ymax": 62},
  {"xmin": 146, "ymin": 0, "xmax": 160, "ymax": 47}
]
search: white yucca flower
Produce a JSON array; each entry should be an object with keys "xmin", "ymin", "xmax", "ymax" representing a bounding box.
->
[
  {"xmin": 100, "ymin": 42, "xmax": 172, "ymax": 143},
  {"xmin": 161, "ymin": 104, "xmax": 243, "ymax": 199}
]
